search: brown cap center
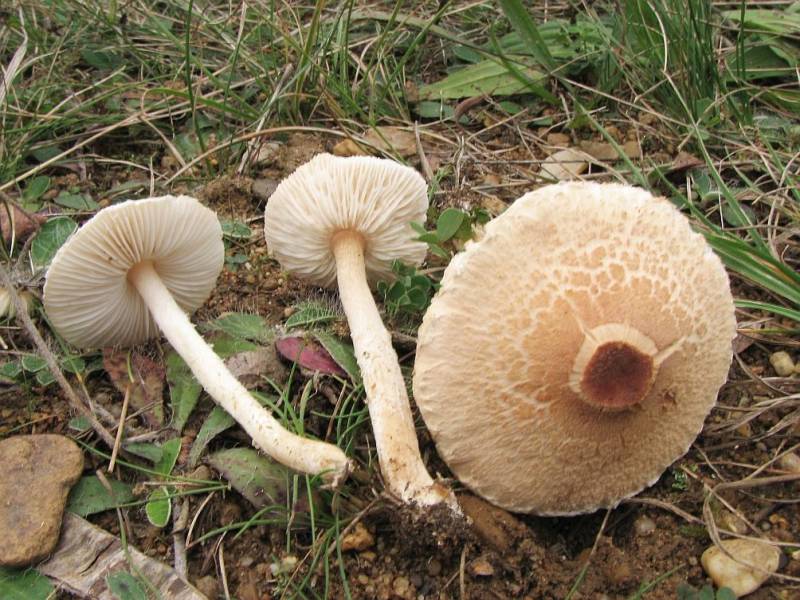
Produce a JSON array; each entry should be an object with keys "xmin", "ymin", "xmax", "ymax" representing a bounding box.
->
[{"xmin": 580, "ymin": 341, "xmax": 654, "ymax": 409}]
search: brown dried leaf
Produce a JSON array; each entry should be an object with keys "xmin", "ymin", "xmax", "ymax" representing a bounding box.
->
[
  {"xmin": 102, "ymin": 349, "xmax": 165, "ymax": 427},
  {"xmin": 0, "ymin": 205, "xmax": 48, "ymax": 245},
  {"xmin": 363, "ymin": 126, "xmax": 417, "ymax": 157}
]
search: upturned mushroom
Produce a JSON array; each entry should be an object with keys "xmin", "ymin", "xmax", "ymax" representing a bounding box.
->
[
  {"xmin": 413, "ymin": 182, "xmax": 736, "ymax": 515},
  {"xmin": 44, "ymin": 195, "xmax": 349, "ymax": 484},
  {"xmin": 264, "ymin": 154, "xmax": 456, "ymax": 509}
]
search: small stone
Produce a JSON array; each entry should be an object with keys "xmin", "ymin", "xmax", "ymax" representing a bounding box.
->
[
  {"xmin": 270, "ymin": 555, "xmax": 298, "ymax": 575},
  {"xmin": 546, "ymin": 132, "xmax": 571, "ymax": 146},
  {"xmin": 622, "ymin": 140, "xmax": 642, "ymax": 159},
  {"xmin": 604, "ymin": 559, "xmax": 634, "ymax": 586},
  {"xmin": 427, "ymin": 559, "xmax": 442, "ymax": 576},
  {"xmin": 283, "ymin": 307, "xmax": 295, "ymax": 319},
  {"xmin": 253, "ymin": 142, "xmax": 281, "ymax": 166},
  {"xmin": 579, "ymin": 141, "xmax": 619, "ymax": 162},
  {"xmin": 769, "ymin": 351, "xmax": 795, "ymax": 376},
  {"xmin": 482, "ymin": 173, "xmax": 502, "ymax": 186},
  {"xmin": 239, "ymin": 555, "xmax": 255, "ymax": 568},
  {"xmin": 357, "ymin": 574, "xmax": 369, "ymax": 585},
  {"xmin": 469, "ymin": 557, "xmax": 494, "ymax": 577},
  {"xmin": 360, "ymin": 550, "xmax": 377, "ymax": 562},
  {"xmin": 639, "ymin": 112, "xmax": 658, "ymax": 125},
  {"xmin": 778, "ymin": 452, "xmax": 800, "ymax": 472},
  {"xmin": 719, "ymin": 510, "xmax": 748, "ymax": 535},
  {"xmin": 236, "ymin": 579, "xmax": 260, "ymax": 600},
  {"xmin": 634, "ymin": 515, "xmax": 656, "ymax": 536},
  {"xmin": 194, "ymin": 575, "xmax": 220, "ymax": 599},
  {"xmin": 701, "ymin": 539, "xmax": 781, "ymax": 597},
  {"xmin": 333, "ymin": 138, "xmax": 368, "ymax": 157},
  {"xmin": 341, "ymin": 522, "xmax": 375, "ymax": 552},
  {"xmin": 252, "ymin": 179, "xmax": 279, "ymax": 202},
  {"xmin": 0, "ymin": 434, "xmax": 84, "ymax": 567},
  {"xmin": 541, "ymin": 148, "xmax": 589, "ymax": 181},
  {"xmin": 392, "ymin": 575, "xmax": 411, "ymax": 598}
]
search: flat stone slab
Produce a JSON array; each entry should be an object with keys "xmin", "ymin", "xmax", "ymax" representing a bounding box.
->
[{"xmin": 0, "ymin": 434, "xmax": 84, "ymax": 567}]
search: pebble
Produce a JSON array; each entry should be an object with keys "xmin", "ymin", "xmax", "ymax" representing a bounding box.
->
[
  {"xmin": 634, "ymin": 515, "xmax": 657, "ymax": 536},
  {"xmin": 427, "ymin": 559, "xmax": 442, "ymax": 576},
  {"xmin": 251, "ymin": 178, "xmax": 279, "ymax": 202},
  {"xmin": 701, "ymin": 539, "xmax": 781, "ymax": 597},
  {"xmin": 469, "ymin": 557, "xmax": 495, "ymax": 577},
  {"xmin": 622, "ymin": 140, "xmax": 642, "ymax": 159},
  {"xmin": 769, "ymin": 351, "xmax": 795, "ymax": 376},
  {"xmin": 545, "ymin": 132, "xmax": 571, "ymax": 146},
  {"xmin": 541, "ymin": 148, "xmax": 589, "ymax": 181},
  {"xmin": 333, "ymin": 138, "xmax": 368, "ymax": 157},
  {"xmin": 579, "ymin": 140, "xmax": 618, "ymax": 161},
  {"xmin": 778, "ymin": 452, "xmax": 800, "ymax": 472},
  {"xmin": 0, "ymin": 434, "xmax": 84, "ymax": 567},
  {"xmin": 341, "ymin": 522, "xmax": 375, "ymax": 552},
  {"xmin": 194, "ymin": 575, "xmax": 220, "ymax": 599},
  {"xmin": 392, "ymin": 575, "xmax": 411, "ymax": 598}
]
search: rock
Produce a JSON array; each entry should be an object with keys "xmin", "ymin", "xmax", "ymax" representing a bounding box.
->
[
  {"xmin": 701, "ymin": 539, "xmax": 781, "ymax": 597},
  {"xmin": 332, "ymin": 138, "xmax": 368, "ymax": 157},
  {"xmin": 225, "ymin": 346, "xmax": 289, "ymax": 389},
  {"xmin": 579, "ymin": 141, "xmax": 619, "ymax": 161},
  {"xmin": 427, "ymin": 558, "xmax": 442, "ymax": 576},
  {"xmin": 392, "ymin": 575, "xmax": 412, "ymax": 598},
  {"xmin": 252, "ymin": 178, "xmax": 279, "ymax": 202},
  {"xmin": 341, "ymin": 522, "xmax": 375, "ymax": 552},
  {"xmin": 769, "ymin": 351, "xmax": 795, "ymax": 376},
  {"xmin": 778, "ymin": 452, "xmax": 800, "ymax": 472},
  {"xmin": 0, "ymin": 434, "xmax": 84, "ymax": 567},
  {"xmin": 252, "ymin": 142, "xmax": 281, "ymax": 166},
  {"xmin": 194, "ymin": 575, "xmax": 220, "ymax": 599},
  {"xmin": 546, "ymin": 132, "xmax": 571, "ymax": 146},
  {"xmin": 540, "ymin": 148, "xmax": 589, "ymax": 181},
  {"xmin": 634, "ymin": 515, "xmax": 656, "ymax": 536},
  {"xmin": 622, "ymin": 140, "xmax": 642, "ymax": 159},
  {"xmin": 469, "ymin": 556, "xmax": 494, "ymax": 577}
]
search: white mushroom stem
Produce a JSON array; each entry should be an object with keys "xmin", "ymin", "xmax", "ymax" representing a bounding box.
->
[
  {"xmin": 332, "ymin": 231, "xmax": 457, "ymax": 509},
  {"xmin": 127, "ymin": 261, "xmax": 349, "ymax": 485}
]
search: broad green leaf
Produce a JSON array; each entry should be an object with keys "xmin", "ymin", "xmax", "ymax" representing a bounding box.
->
[
  {"xmin": 23, "ymin": 176, "xmax": 50, "ymax": 202},
  {"xmin": 30, "ymin": 146, "xmax": 62, "ymax": 163},
  {"xmin": 35, "ymin": 370, "xmax": 56, "ymax": 386},
  {"xmin": 107, "ymin": 572, "xmax": 148, "ymax": 600},
  {"xmin": 30, "ymin": 217, "xmax": 77, "ymax": 268},
  {"xmin": 122, "ymin": 442, "xmax": 163, "ymax": 464},
  {"xmin": 206, "ymin": 313, "xmax": 273, "ymax": 344},
  {"xmin": 166, "ymin": 353, "xmax": 202, "ymax": 432},
  {"xmin": 154, "ymin": 437, "xmax": 181, "ymax": 477},
  {"xmin": 436, "ymin": 208, "xmax": 466, "ymax": 242},
  {"xmin": 67, "ymin": 475, "xmax": 135, "ymax": 517},
  {"xmin": 81, "ymin": 49, "xmax": 123, "ymax": 70},
  {"xmin": 61, "ymin": 355, "xmax": 86, "ymax": 374},
  {"xmin": 145, "ymin": 487, "xmax": 172, "ymax": 528},
  {"xmin": 0, "ymin": 361, "xmax": 23, "ymax": 378},
  {"xmin": 209, "ymin": 334, "xmax": 259, "ymax": 358},
  {"xmin": 220, "ymin": 220, "xmax": 252, "ymax": 240},
  {"xmin": 0, "ymin": 567, "xmax": 55, "ymax": 600},
  {"xmin": 21, "ymin": 355, "xmax": 47, "ymax": 372},
  {"xmin": 285, "ymin": 301, "xmax": 338, "ymax": 329},
  {"xmin": 314, "ymin": 331, "xmax": 361, "ymax": 385},
  {"xmin": 419, "ymin": 57, "xmax": 544, "ymax": 100},
  {"xmin": 68, "ymin": 415, "xmax": 91, "ymax": 432},
  {"xmin": 188, "ymin": 406, "xmax": 235, "ymax": 468},
  {"xmin": 414, "ymin": 101, "xmax": 456, "ymax": 120},
  {"xmin": 54, "ymin": 192, "xmax": 99, "ymax": 211}
]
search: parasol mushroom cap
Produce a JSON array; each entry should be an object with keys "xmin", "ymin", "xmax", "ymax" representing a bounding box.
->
[
  {"xmin": 44, "ymin": 195, "xmax": 223, "ymax": 348},
  {"xmin": 264, "ymin": 153, "xmax": 428, "ymax": 287},
  {"xmin": 413, "ymin": 182, "xmax": 736, "ymax": 515}
]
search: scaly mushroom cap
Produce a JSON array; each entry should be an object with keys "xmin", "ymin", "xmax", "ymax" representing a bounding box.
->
[
  {"xmin": 44, "ymin": 195, "xmax": 223, "ymax": 348},
  {"xmin": 413, "ymin": 182, "xmax": 736, "ymax": 515},
  {"xmin": 264, "ymin": 153, "xmax": 428, "ymax": 287}
]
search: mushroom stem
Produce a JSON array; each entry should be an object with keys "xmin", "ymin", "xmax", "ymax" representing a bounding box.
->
[
  {"xmin": 127, "ymin": 260, "xmax": 350, "ymax": 485},
  {"xmin": 331, "ymin": 231, "xmax": 456, "ymax": 508}
]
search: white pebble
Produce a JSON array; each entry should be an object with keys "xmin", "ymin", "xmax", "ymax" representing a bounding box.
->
[
  {"xmin": 701, "ymin": 539, "xmax": 780, "ymax": 597},
  {"xmin": 769, "ymin": 351, "xmax": 795, "ymax": 377},
  {"xmin": 634, "ymin": 515, "xmax": 657, "ymax": 536}
]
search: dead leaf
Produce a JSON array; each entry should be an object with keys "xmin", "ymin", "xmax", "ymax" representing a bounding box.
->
[
  {"xmin": 224, "ymin": 346, "xmax": 288, "ymax": 388},
  {"xmin": 0, "ymin": 205, "xmax": 48, "ymax": 245},
  {"xmin": 540, "ymin": 148, "xmax": 589, "ymax": 181},
  {"xmin": 672, "ymin": 151, "xmax": 703, "ymax": 172},
  {"xmin": 102, "ymin": 349, "xmax": 165, "ymax": 427},
  {"xmin": 275, "ymin": 335, "xmax": 346, "ymax": 377},
  {"xmin": 332, "ymin": 138, "xmax": 368, "ymax": 157},
  {"xmin": 579, "ymin": 141, "xmax": 618, "ymax": 162},
  {"xmin": 621, "ymin": 140, "xmax": 642, "ymax": 159},
  {"xmin": 363, "ymin": 126, "xmax": 416, "ymax": 157}
]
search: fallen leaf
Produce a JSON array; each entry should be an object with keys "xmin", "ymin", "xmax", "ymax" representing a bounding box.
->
[
  {"xmin": 540, "ymin": 148, "xmax": 589, "ymax": 181},
  {"xmin": 363, "ymin": 126, "xmax": 417, "ymax": 157},
  {"xmin": 275, "ymin": 335, "xmax": 346, "ymax": 377},
  {"xmin": 672, "ymin": 151, "xmax": 703, "ymax": 172},
  {"xmin": 0, "ymin": 206, "xmax": 48, "ymax": 245},
  {"xmin": 332, "ymin": 138, "xmax": 368, "ymax": 157},
  {"xmin": 102, "ymin": 350, "xmax": 165, "ymax": 427},
  {"xmin": 578, "ymin": 141, "xmax": 618, "ymax": 161}
]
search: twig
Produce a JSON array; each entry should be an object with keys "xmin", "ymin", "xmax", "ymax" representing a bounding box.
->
[
  {"xmin": 173, "ymin": 498, "xmax": 191, "ymax": 581},
  {"xmin": 0, "ymin": 262, "xmax": 116, "ymax": 448},
  {"xmin": 458, "ymin": 545, "xmax": 467, "ymax": 600},
  {"xmin": 108, "ymin": 384, "xmax": 131, "ymax": 472},
  {"xmin": 219, "ymin": 541, "xmax": 231, "ymax": 600}
]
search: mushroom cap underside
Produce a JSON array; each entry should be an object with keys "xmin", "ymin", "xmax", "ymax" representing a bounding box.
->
[
  {"xmin": 413, "ymin": 182, "xmax": 736, "ymax": 515},
  {"xmin": 264, "ymin": 153, "xmax": 428, "ymax": 287},
  {"xmin": 44, "ymin": 195, "xmax": 224, "ymax": 348}
]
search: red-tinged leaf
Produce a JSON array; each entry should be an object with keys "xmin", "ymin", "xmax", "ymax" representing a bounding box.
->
[
  {"xmin": 275, "ymin": 335, "xmax": 346, "ymax": 377},
  {"xmin": 102, "ymin": 349, "xmax": 165, "ymax": 427},
  {"xmin": 0, "ymin": 206, "xmax": 48, "ymax": 245}
]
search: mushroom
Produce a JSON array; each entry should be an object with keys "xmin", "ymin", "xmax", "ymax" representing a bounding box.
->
[
  {"xmin": 413, "ymin": 182, "xmax": 736, "ymax": 515},
  {"xmin": 264, "ymin": 154, "xmax": 455, "ymax": 509},
  {"xmin": 43, "ymin": 195, "xmax": 349, "ymax": 484}
]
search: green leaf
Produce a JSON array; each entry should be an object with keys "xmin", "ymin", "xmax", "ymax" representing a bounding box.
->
[
  {"xmin": 81, "ymin": 49, "xmax": 123, "ymax": 71},
  {"xmin": 68, "ymin": 415, "xmax": 91, "ymax": 432},
  {"xmin": 35, "ymin": 370, "xmax": 55, "ymax": 386},
  {"xmin": 716, "ymin": 588, "xmax": 737, "ymax": 600},
  {"xmin": 30, "ymin": 217, "xmax": 77, "ymax": 269},
  {"xmin": 419, "ymin": 57, "xmax": 545, "ymax": 100},
  {"xmin": 436, "ymin": 208, "xmax": 466, "ymax": 242},
  {"xmin": 166, "ymin": 353, "xmax": 202, "ymax": 433},
  {"xmin": 206, "ymin": 313, "xmax": 273, "ymax": 344},
  {"xmin": 314, "ymin": 331, "xmax": 361, "ymax": 385},
  {"xmin": 23, "ymin": 176, "xmax": 50, "ymax": 202},
  {"xmin": 414, "ymin": 101, "xmax": 456, "ymax": 120},
  {"xmin": 145, "ymin": 487, "xmax": 172, "ymax": 528},
  {"xmin": 0, "ymin": 567, "xmax": 55, "ymax": 600},
  {"xmin": 220, "ymin": 220, "xmax": 252, "ymax": 240},
  {"xmin": 106, "ymin": 572, "xmax": 148, "ymax": 600},
  {"xmin": 188, "ymin": 406, "xmax": 235, "ymax": 468},
  {"xmin": 285, "ymin": 301, "xmax": 338, "ymax": 329},
  {"xmin": 209, "ymin": 334, "xmax": 259, "ymax": 358},
  {"xmin": 67, "ymin": 475, "xmax": 135, "ymax": 517},
  {"xmin": 21, "ymin": 355, "xmax": 47, "ymax": 372},
  {"xmin": 497, "ymin": 0, "xmax": 555, "ymax": 71},
  {"xmin": 60, "ymin": 355, "xmax": 86, "ymax": 374},
  {"xmin": 30, "ymin": 146, "xmax": 62, "ymax": 163},
  {"xmin": 122, "ymin": 442, "xmax": 163, "ymax": 464},
  {"xmin": 154, "ymin": 437, "xmax": 181, "ymax": 477},
  {"xmin": 54, "ymin": 192, "xmax": 99, "ymax": 211}
]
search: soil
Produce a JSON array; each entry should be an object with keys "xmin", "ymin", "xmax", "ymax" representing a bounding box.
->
[{"xmin": 1, "ymin": 127, "xmax": 798, "ymax": 600}]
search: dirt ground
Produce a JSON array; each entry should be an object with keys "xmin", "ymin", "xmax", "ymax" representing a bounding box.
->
[{"xmin": 2, "ymin": 128, "xmax": 798, "ymax": 600}]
